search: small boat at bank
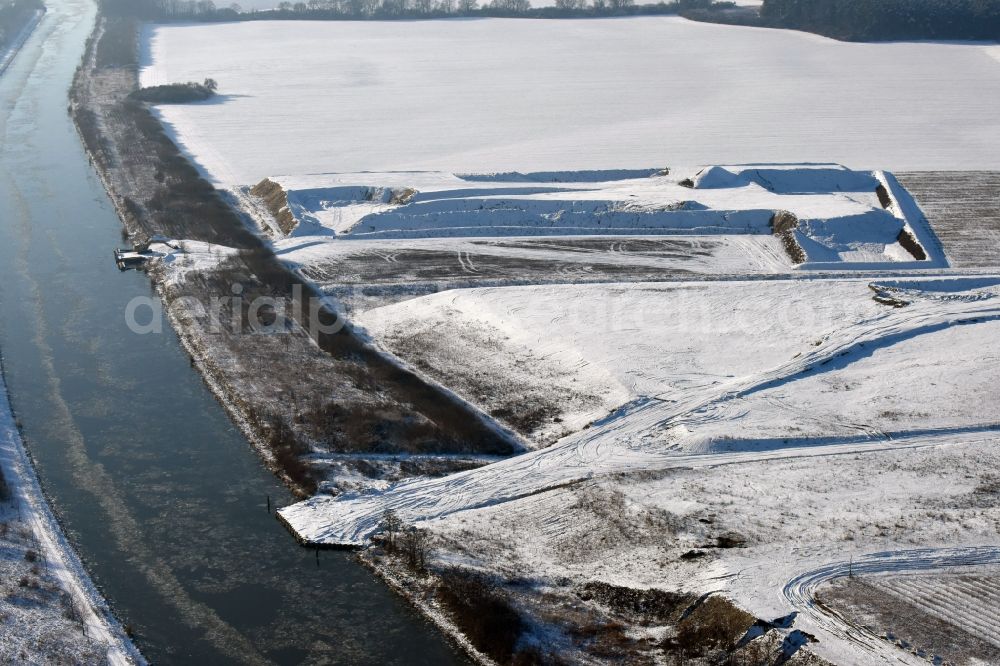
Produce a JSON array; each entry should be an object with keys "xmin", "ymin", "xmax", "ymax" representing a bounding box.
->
[{"xmin": 113, "ymin": 247, "xmax": 154, "ymax": 271}]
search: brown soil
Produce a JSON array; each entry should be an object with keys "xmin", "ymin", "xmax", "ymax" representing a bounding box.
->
[
  {"xmin": 779, "ymin": 229, "xmax": 806, "ymax": 264},
  {"xmin": 250, "ymin": 178, "xmax": 297, "ymax": 235},
  {"xmin": 896, "ymin": 228, "xmax": 927, "ymax": 260},
  {"xmin": 818, "ymin": 577, "xmax": 1000, "ymax": 665},
  {"xmin": 770, "ymin": 210, "xmax": 799, "ymax": 234},
  {"xmin": 876, "ymin": 183, "xmax": 892, "ymax": 209},
  {"xmin": 895, "ymin": 171, "xmax": 1000, "ymax": 268}
]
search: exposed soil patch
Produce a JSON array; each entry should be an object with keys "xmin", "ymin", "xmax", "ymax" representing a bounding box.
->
[
  {"xmin": 778, "ymin": 230, "xmax": 806, "ymax": 264},
  {"xmin": 432, "ymin": 568, "xmax": 528, "ymax": 664},
  {"xmin": 769, "ymin": 211, "xmax": 806, "ymax": 263},
  {"xmin": 876, "ymin": 183, "xmax": 892, "ymax": 209},
  {"xmin": 370, "ymin": 543, "xmax": 806, "ymax": 665},
  {"xmin": 896, "ymin": 228, "xmax": 927, "ymax": 260},
  {"xmin": 896, "ymin": 171, "xmax": 1000, "ymax": 268},
  {"xmin": 817, "ymin": 576, "xmax": 1000, "ymax": 665},
  {"xmin": 770, "ymin": 210, "xmax": 799, "ymax": 235},
  {"xmin": 300, "ymin": 247, "xmax": 697, "ymax": 314},
  {"xmin": 250, "ymin": 178, "xmax": 297, "ymax": 235},
  {"xmin": 323, "ymin": 247, "xmax": 697, "ymax": 284},
  {"xmin": 367, "ymin": 310, "xmax": 609, "ymax": 445}
]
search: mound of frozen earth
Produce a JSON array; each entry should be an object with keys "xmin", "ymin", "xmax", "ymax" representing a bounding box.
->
[
  {"xmin": 255, "ymin": 164, "xmax": 943, "ymax": 267},
  {"xmin": 280, "ymin": 275, "xmax": 1000, "ymax": 547}
]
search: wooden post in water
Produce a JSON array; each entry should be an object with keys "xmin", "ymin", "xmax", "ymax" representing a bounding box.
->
[{"xmin": 266, "ymin": 494, "xmax": 270, "ymax": 514}]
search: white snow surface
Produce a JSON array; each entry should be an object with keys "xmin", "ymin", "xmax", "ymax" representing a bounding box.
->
[
  {"xmin": 135, "ymin": 14, "xmax": 1000, "ymax": 664},
  {"xmin": 275, "ymin": 232, "xmax": 791, "ymax": 284},
  {"xmin": 267, "ymin": 165, "xmax": 940, "ymax": 267},
  {"xmin": 0, "ymin": 369, "xmax": 144, "ymax": 665},
  {"xmin": 281, "ymin": 274, "xmax": 1000, "ymax": 664},
  {"xmin": 147, "ymin": 239, "xmax": 240, "ymax": 286},
  {"xmin": 355, "ymin": 279, "xmax": 885, "ymax": 424},
  {"xmin": 283, "ymin": 274, "xmax": 1000, "ymax": 542},
  {"xmin": 140, "ymin": 17, "xmax": 1000, "ymax": 185},
  {"xmin": 272, "ymin": 165, "xmax": 875, "ymax": 238}
]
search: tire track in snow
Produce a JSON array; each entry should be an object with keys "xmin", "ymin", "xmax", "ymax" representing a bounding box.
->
[{"xmin": 281, "ymin": 286, "xmax": 1000, "ymax": 546}]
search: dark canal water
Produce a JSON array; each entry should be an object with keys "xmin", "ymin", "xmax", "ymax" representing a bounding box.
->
[{"xmin": 0, "ymin": 0, "xmax": 464, "ymax": 663}]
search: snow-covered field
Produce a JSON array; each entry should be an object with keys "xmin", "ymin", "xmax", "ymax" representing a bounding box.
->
[
  {"xmin": 266, "ymin": 166, "xmax": 941, "ymax": 274},
  {"xmin": 140, "ymin": 17, "xmax": 1000, "ymax": 185},
  {"xmin": 253, "ymin": 164, "xmax": 945, "ymax": 335},
  {"xmin": 281, "ymin": 275, "xmax": 1000, "ymax": 663},
  {"xmin": 283, "ymin": 275, "xmax": 1000, "ymax": 533},
  {"xmin": 135, "ymin": 12, "xmax": 1000, "ymax": 664},
  {"xmin": 353, "ymin": 278, "xmax": 891, "ymax": 442},
  {"xmin": 0, "ymin": 369, "xmax": 143, "ymax": 664}
]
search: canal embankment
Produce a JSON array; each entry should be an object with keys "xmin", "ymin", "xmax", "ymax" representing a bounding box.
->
[{"xmin": 69, "ymin": 15, "xmax": 519, "ymax": 500}]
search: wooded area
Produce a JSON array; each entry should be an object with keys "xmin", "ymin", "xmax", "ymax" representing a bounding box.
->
[
  {"xmin": 761, "ymin": 0, "xmax": 1000, "ymax": 40},
  {"xmin": 99, "ymin": 0, "xmax": 729, "ymax": 21}
]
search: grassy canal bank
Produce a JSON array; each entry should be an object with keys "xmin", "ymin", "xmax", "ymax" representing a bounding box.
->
[{"xmin": 69, "ymin": 15, "xmax": 519, "ymax": 499}]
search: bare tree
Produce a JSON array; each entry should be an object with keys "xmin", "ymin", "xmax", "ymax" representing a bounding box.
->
[
  {"xmin": 399, "ymin": 526, "xmax": 429, "ymax": 571},
  {"xmin": 489, "ymin": 0, "xmax": 530, "ymax": 11},
  {"xmin": 380, "ymin": 508, "xmax": 403, "ymax": 550}
]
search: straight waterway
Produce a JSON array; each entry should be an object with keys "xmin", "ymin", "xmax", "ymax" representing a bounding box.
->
[{"xmin": 0, "ymin": 0, "xmax": 465, "ymax": 662}]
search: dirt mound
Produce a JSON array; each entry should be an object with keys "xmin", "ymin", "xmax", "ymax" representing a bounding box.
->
[
  {"xmin": 250, "ymin": 178, "xmax": 297, "ymax": 235},
  {"xmin": 896, "ymin": 228, "xmax": 927, "ymax": 260},
  {"xmin": 876, "ymin": 183, "xmax": 892, "ymax": 209},
  {"xmin": 770, "ymin": 211, "xmax": 805, "ymax": 263},
  {"xmin": 770, "ymin": 210, "xmax": 799, "ymax": 234}
]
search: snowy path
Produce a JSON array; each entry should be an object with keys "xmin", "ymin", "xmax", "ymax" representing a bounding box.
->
[
  {"xmin": 276, "ymin": 233, "xmax": 793, "ymax": 278},
  {"xmin": 280, "ymin": 282, "xmax": 1000, "ymax": 545},
  {"xmin": 782, "ymin": 547, "xmax": 1000, "ymax": 666}
]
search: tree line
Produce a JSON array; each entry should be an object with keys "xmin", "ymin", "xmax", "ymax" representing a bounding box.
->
[
  {"xmin": 760, "ymin": 0, "xmax": 1000, "ymax": 40},
  {"xmin": 100, "ymin": 0, "xmax": 731, "ymax": 21},
  {"xmin": 96, "ymin": 0, "xmax": 1000, "ymax": 37}
]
